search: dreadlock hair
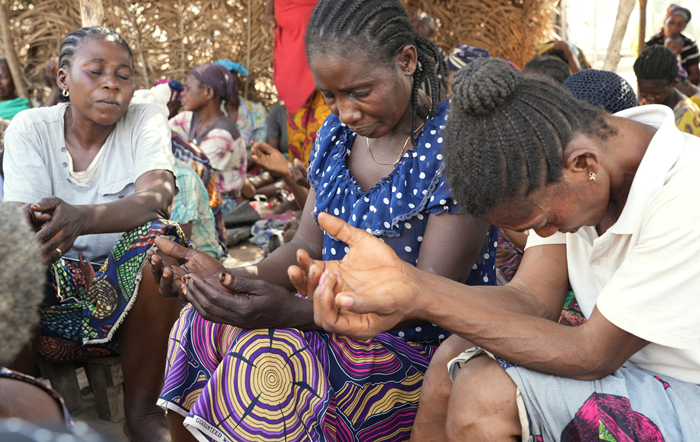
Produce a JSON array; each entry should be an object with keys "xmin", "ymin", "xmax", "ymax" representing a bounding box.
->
[
  {"xmin": 57, "ymin": 27, "xmax": 133, "ymax": 102},
  {"xmin": 522, "ymin": 55, "xmax": 571, "ymax": 85},
  {"xmin": 305, "ymin": 0, "xmax": 447, "ymax": 146},
  {"xmin": 634, "ymin": 45, "xmax": 678, "ymax": 84},
  {"xmin": 444, "ymin": 58, "xmax": 615, "ymax": 219}
]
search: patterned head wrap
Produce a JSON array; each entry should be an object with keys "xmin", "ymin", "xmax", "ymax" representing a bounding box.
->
[
  {"xmin": 153, "ymin": 78, "xmax": 183, "ymax": 101},
  {"xmin": 448, "ymin": 45, "xmax": 491, "ymax": 72},
  {"xmin": 666, "ymin": 4, "xmax": 691, "ymax": 23},
  {"xmin": 562, "ymin": 69, "xmax": 639, "ymax": 114},
  {"xmin": 191, "ymin": 64, "xmax": 239, "ymax": 101},
  {"xmin": 213, "ymin": 59, "xmax": 249, "ymax": 77}
]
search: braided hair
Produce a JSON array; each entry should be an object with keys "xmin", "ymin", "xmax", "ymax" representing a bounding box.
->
[
  {"xmin": 522, "ymin": 55, "xmax": 571, "ymax": 85},
  {"xmin": 305, "ymin": 0, "xmax": 447, "ymax": 146},
  {"xmin": 633, "ymin": 45, "xmax": 678, "ymax": 84},
  {"xmin": 59, "ymin": 27, "xmax": 133, "ymax": 71},
  {"xmin": 444, "ymin": 58, "xmax": 614, "ymax": 218}
]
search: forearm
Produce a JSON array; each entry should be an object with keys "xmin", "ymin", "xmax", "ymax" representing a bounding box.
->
[
  {"xmin": 78, "ymin": 187, "xmax": 172, "ymax": 235},
  {"xmin": 264, "ymin": 0, "xmax": 274, "ymax": 16},
  {"xmin": 281, "ymin": 174, "xmax": 309, "ymax": 209},
  {"xmin": 418, "ymin": 285, "xmax": 610, "ymax": 379},
  {"xmin": 229, "ymin": 233, "xmax": 322, "ymax": 290}
]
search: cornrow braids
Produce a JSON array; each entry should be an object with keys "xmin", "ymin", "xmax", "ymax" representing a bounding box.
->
[
  {"xmin": 522, "ymin": 55, "xmax": 571, "ymax": 85},
  {"xmin": 444, "ymin": 58, "xmax": 614, "ymax": 218},
  {"xmin": 634, "ymin": 45, "xmax": 678, "ymax": 84},
  {"xmin": 306, "ymin": 0, "xmax": 447, "ymax": 146},
  {"xmin": 59, "ymin": 27, "xmax": 133, "ymax": 71}
]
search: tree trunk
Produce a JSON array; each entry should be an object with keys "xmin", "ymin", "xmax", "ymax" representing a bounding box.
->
[
  {"xmin": 602, "ymin": 0, "xmax": 636, "ymax": 71},
  {"xmin": 0, "ymin": 0, "xmax": 28, "ymax": 98},
  {"xmin": 80, "ymin": 0, "xmax": 105, "ymax": 27},
  {"xmin": 638, "ymin": 0, "xmax": 647, "ymax": 55}
]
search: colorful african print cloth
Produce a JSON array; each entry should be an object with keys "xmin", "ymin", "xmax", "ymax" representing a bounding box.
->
[
  {"xmin": 673, "ymin": 96, "xmax": 700, "ymax": 136},
  {"xmin": 237, "ymin": 98, "xmax": 267, "ymax": 149},
  {"xmin": 39, "ymin": 220, "xmax": 188, "ymax": 362},
  {"xmin": 171, "ymin": 134, "xmax": 228, "ymax": 257},
  {"xmin": 449, "ymin": 348, "xmax": 700, "ymax": 442},
  {"xmin": 159, "ymin": 304, "xmax": 437, "ymax": 442},
  {"xmin": 287, "ymin": 90, "xmax": 331, "ymax": 167},
  {"xmin": 495, "ymin": 229, "xmax": 523, "ymax": 283}
]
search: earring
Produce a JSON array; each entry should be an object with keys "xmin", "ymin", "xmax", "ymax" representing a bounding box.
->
[
  {"xmin": 61, "ymin": 89, "xmax": 69, "ymax": 98},
  {"xmin": 589, "ymin": 171, "xmax": 596, "ymax": 181}
]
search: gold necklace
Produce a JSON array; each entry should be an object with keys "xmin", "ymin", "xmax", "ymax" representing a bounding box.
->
[
  {"xmin": 366, "ymin": 121, "xmax": 425, "ymax": 165},
  {"xmin": 366, "ymin": 95, "xmax": 432, "ymax": 166}
]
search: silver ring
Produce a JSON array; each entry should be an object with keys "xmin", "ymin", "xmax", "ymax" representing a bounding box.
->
[{"xmin": 56, "ymin": 248, "xmax": 62, "ymax": 256}]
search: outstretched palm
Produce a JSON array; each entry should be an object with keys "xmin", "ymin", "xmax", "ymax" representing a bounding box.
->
[{"xmin": 290, "ymin": 213, "xmax": 420, "ymax": 340}]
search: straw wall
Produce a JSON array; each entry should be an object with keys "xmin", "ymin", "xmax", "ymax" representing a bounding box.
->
[
  {"xmin": 2, "ymin": 0, "xmax": 557, "ymax": 107},
  {"xmin": 403, "ymin": 0, "xmax": 559, "ymax": 68}
]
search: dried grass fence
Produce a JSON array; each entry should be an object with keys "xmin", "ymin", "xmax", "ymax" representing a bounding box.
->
[
  {"xmin": 404, "ymin": 0, "xmax": 559, "ymax": 68},
  {"xmin": 1, "ymin": 0, "xmax": 556, "ymax": 108}
]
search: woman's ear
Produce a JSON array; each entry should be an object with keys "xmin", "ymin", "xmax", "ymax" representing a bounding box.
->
[
  {"xmin": 396, "ymin": 44, "xmax": 418, "ymax": 76},
  {"xmin": 56, "ymin": 67, "xmax": 68, "ymax": 92}
]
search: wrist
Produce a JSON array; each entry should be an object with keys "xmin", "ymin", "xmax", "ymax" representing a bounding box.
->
[{"xmin": 285, "ymin": 295, "xmax": 320, "ymax": 330}]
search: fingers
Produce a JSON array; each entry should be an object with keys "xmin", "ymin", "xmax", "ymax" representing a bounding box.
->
[
  {"xmin": 154, "ymin": 236, "xmax": 196, "ymax": 262},
  {"xmin": 293, "ymin": 159, "xmax": 308, "ymax": 179},
  {"xmin": 181, "ymin": 274, "xmax": 243, "ymax": 322},
  {"xmin": 30, "ymin": 196, "xmax": 61, "ymax": 213},
  {"xmin": 317, "ymin": 212, "xmax": 375, "ymax": 248}
]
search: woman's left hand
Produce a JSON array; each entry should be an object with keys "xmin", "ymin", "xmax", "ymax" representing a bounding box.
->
[
  {"xmin": 33, "ymin": 196, "xmax": 85, "ymax": 264},
  {"xmin": 180, "ymin": 272, "xmax": 309, "ymax": 329}
]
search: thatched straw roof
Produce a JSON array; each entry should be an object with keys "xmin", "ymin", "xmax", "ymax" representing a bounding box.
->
[{"xmin": 1, "ymin": 0, "xmax": 556, "ymax": 108}]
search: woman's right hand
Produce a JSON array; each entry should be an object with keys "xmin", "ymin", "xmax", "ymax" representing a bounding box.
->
[
  {"xmin": 251, "ymin": 141, "xmax": 290, "ymax": 178},
  {"xmin": 148, "ymin": 236, "xmax": 227, "ymax": 298}
]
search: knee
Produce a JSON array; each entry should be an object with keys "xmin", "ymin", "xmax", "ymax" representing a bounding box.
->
[
  {"xmin": 420, "ymin": 335, "xmax": 476, "ymax": 404},
  {"xmin": 445, "ymin": 356, "xmax": 518, "ymax": 439}
]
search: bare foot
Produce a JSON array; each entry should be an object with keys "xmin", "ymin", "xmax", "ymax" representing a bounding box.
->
[{"xmin": 123, "ymin": 407, "xmax": 171, "ymax": 442}]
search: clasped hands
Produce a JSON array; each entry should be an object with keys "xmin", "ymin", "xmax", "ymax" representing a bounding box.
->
[{"xmin": 149, "ymin": 213, "xmax": 425, "ymax": 338}]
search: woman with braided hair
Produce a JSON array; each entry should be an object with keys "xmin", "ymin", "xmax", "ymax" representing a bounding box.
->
[
  {"xmin": 152, "ymin": 0, "xmax": 496, "ymax": 441},
  {"xmin": 293, "ymin": 57, "xmax": 700, "ymax": 440},
  {"xmin": 635, "ymin": 44, "xmax": 700, "ymax": 136}
]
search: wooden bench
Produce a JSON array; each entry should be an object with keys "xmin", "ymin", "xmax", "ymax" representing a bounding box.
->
[{"xmin": 38, "ymin": 355, "xmax": 125, "ymax": 423}]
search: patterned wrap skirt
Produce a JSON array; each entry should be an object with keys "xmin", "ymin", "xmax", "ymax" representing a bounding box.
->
[
  {"xmin": 158, "ymin": 303, "xmax": 439, "ymax": 442},
  {"xmin": 39, "ymin": 220, "xmax": 188, "ymax": 361},
  {"xmin": 448, "ymin": 347, "xmax": 700, "ymax": 442}
]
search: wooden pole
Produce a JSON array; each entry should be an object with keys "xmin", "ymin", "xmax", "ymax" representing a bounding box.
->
[
  {"xmin": 0, "ymin": 0, "xmax": 28, "ymax": 98},
  {"xmin": 179, "ymin": 0, "xmax": 185, "ymax": 77},
  {"xmin": 122, "ymin": 0, "xmax": 149, "ymax": 87},
  {"xmin": 638, "ymin": 0, "xmax": 647, "ymax": 55},
  {"xmin": 602, "ymin": 0, "xmax": 636, "ymax": 71},
  {"xmin": 244, "ymin": 0, "xmax": 252, "ymax": 99},
  {"xmin": 80, "ymin": 0, "xmax": 105, "ymax": 27}
]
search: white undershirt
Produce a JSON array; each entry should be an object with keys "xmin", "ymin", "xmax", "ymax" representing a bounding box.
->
[{"xmin": 65, "ymin": 146, "xmax": 106, "ymax": 186}]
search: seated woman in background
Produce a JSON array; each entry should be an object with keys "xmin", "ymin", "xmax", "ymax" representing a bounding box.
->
[
  {"xmin": 635, "ymin": 44, "xmax": 700, "ymax": 136},
  {"xmin": 152, "ymin": 1, "xmax": 498, "ymax": 440},
  {"xmin": 0, "ymin": 59, "xmax": 29, "ymax": 120},
  {"xmin": 533, "ymin": 40, "xmax": 590, "ymax": 75},
  {"xmin": 664, "ymin": 33, "xmax": 700, "ymax": 106},
  {"xmin": 646, "ymin": 4, "xmax": 699, "ymax": 84},
  {"xmin": 170, "ymin": 64, "xmax": 248, "ymax": 213},
  {"xmin": 2, "ymin": 26, "xmax": 185, "ymax": 441},
  {"xmin": 214, "ymin": 59, "xmax": 267, "ymax": 151}
]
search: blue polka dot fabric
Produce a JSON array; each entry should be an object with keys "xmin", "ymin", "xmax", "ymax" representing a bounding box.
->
[{"xmin": 308, "ymin": 100, "xmax": 497, "ymax": 342}]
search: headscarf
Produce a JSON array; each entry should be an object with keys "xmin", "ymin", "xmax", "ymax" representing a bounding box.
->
[
  {"xmin": 191, "ymin": 64, "xmax": 239, "ymax": 102},
  {"xmin": 448, "ymin": 45, "xmax": 491, "ymax": 72},
  {"xmin": 153, "ymin": 78, "xmax": 183, "ymax": 101},
  {"xmin": 562, "ymin": 69, "xmax": 639, "ymax": 114},
  {"xmin": 667, "ymin": 4, "xmax": 691, "ymax": 24},
  {"xmin": 213, "ymin": 59, "xmax": 249, "ymax": 77}
]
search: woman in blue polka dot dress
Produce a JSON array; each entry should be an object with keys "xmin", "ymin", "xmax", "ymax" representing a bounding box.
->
[{"xmin": 154, "ymin": 1, "xmax": 497, "ymax": 440}]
